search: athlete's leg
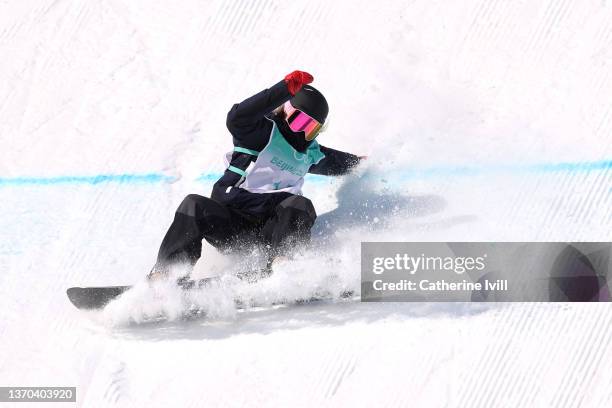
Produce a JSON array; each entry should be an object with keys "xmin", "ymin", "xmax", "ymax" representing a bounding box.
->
[
  {"xmin": 260, "ymin": 195, "xmax": 317, "ymax": 260},
  {"xmin": 153, "ymin": 194, "xmax": 254, "ymax": 273}
]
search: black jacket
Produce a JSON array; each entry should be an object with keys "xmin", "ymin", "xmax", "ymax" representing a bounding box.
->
[{"xmin": 211, "ymin": 80, "xmax": 361, "ymax": 217}]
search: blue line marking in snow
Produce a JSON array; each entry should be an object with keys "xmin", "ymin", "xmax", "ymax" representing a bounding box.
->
[
  {"xmin": 0, "ymin": 173, "xmax": 175, "ymax": 187},
  {"xmin": 195, "ymin": 173, "xmax": 221, "ymax": 182},
  {"xmin": 1, "ymin": 159, "xmax": 610, "ymax": 187},
  {"xmin": 396, "ymin": 159, "xmax": 612, "ymax": 180}
]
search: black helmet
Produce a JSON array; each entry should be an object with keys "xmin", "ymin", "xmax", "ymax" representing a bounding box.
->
[{"xmin": 290, "ymin": 85, "xmax": 328, "ymax": 124}]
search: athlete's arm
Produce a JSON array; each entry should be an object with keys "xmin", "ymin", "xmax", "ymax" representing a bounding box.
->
[
  {"xmin": 226, "ymin": 71, "xmax": 313, "ymax": 138},
  {"xmin": 308, "ymin": 145, "xmax": 362, "ymax": 176},
  {"xmin": 226, "ymin": 81, "xmax": 290, "ymax": 131}
]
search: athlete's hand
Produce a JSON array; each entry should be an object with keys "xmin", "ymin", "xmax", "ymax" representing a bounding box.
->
[{"xmin": 284, "ymin": 70, "xmax": 314, "ymax": 95}]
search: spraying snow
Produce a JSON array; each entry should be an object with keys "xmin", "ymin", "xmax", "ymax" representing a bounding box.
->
[{"xmin": 2, "ymin": 0, "xmax": 612, "ymax": 406}]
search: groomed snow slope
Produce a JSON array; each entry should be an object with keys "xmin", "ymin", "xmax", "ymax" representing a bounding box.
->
[{"xmin": 1, "ymin": 0, "xmax": 612, "ymax": 407}]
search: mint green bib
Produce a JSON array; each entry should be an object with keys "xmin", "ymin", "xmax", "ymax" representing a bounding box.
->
[{"xmin": 232, "ymin": 122, "xmax": 325, "ymax": 194}]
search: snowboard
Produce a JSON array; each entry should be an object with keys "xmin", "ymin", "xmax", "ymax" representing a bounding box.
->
[
  {"xmin": 67, "ymin": 276, "xmax": 355, "ymax": 311},
  {"xmin": 66, "ymin": 256, "xmax": 357, "ymax": 317},
  {"xmin": 66, "ymin": 276, "xmax": 221, "ymax": 310}
]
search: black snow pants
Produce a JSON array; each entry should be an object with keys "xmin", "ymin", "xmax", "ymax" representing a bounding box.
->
[{"xmin": 155, "ymin": 193, "xmax": 317, "ymax": 269}]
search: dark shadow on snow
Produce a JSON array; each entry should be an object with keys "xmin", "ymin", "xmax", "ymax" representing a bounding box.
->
[{"xmin": 311, "ymin": 170, "xmax": 447, "ymax": 241}]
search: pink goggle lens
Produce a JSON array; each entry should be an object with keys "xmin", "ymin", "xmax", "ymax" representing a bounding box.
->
[{"xmin": 284, "ymin": 102, "xmax": 323, "ymax": 141}]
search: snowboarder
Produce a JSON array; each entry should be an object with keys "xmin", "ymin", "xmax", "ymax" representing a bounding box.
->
[{"xmin": 149, "ymin": 70, "xmax": 365, "ymax": 280}]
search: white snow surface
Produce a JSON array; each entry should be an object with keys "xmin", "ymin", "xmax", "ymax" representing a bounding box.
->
[{"xmin": 1, "ymin": 0, "xmax": 612, "ymax": 407}]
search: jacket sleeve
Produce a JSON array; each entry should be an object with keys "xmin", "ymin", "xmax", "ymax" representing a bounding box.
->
[
  {"xmin": 226, "ymin": 80, "xmax": 292, "ymax": 142},
  {"xmin": 309, "ymin": 145, "xmax": 361, "ymax": 176}
]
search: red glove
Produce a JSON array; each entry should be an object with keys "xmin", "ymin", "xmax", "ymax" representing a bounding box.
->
[{"xmin": 284, "ymin": 70, "xmax": 313, "ymax": 95}]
